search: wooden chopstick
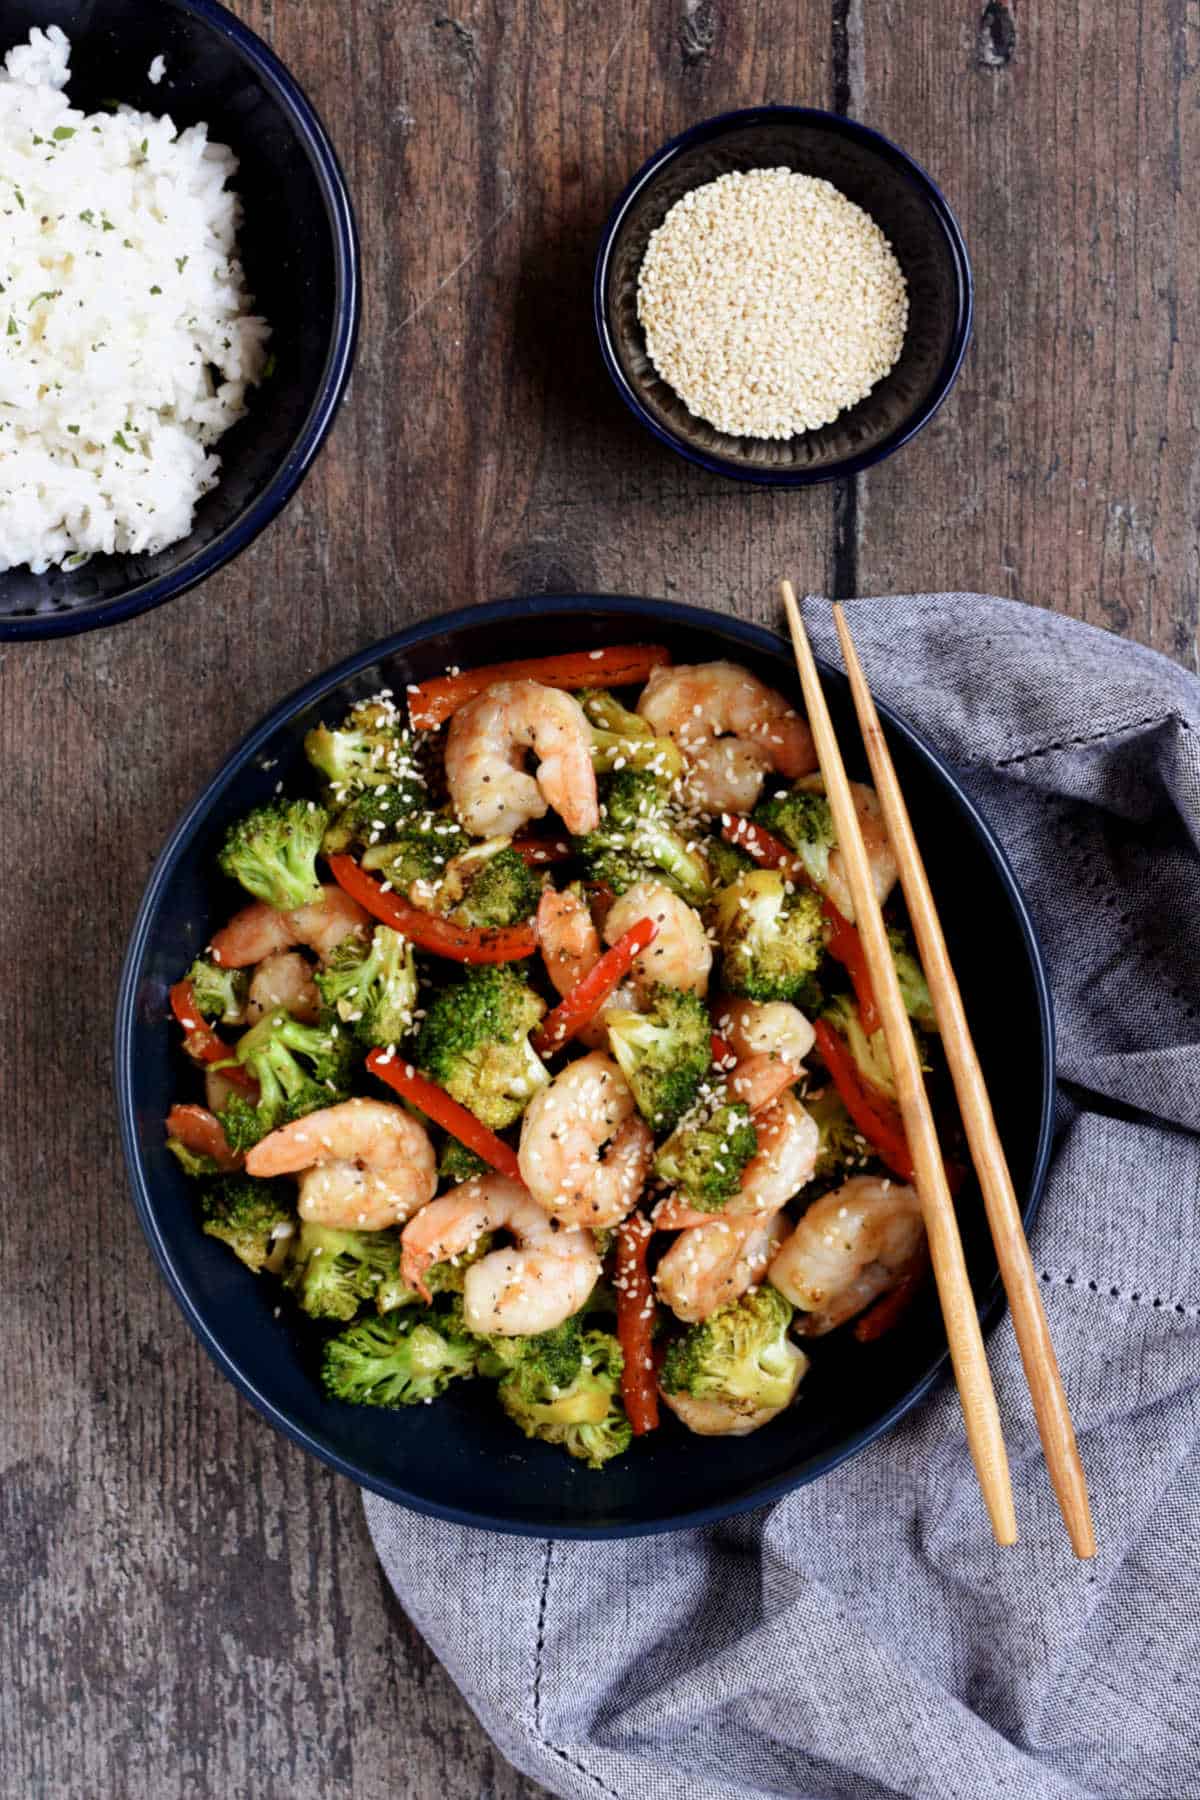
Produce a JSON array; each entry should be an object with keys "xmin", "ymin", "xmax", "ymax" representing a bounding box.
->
[
  {"xmin": 832, "ymin": 601, "xmax": 1097, "ymax": 1560},
  {"xmin": 779, "ymin": 581, "xmax": 1018, "ymax": 1547}
]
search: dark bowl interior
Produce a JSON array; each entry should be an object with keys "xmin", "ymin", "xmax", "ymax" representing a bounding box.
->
[
  {"xmin": 596, "ymin": 108, "xmax": 972, "ymax": 484},
  {"xmin": 116, "ymin": 596, "xmax": 1053, "ymax": 1538},
  {"xmin": 0, "ymin": 0, "xmax": 357, "ymax": 639}
]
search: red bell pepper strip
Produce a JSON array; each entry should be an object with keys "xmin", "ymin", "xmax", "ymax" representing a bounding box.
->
[
  {"xmin": 615, "ymin": 1212, "xmax": 659, "ymax": 1436},
  {"xmin": 165, "ymin": 1104, "xmax": 244, "ymax": 1172},
  {"xmin": 710, "ymin": 1032, "xmax": 737, "ymax": 1070},
  {"xmin": 530, "ymin": 918, "xmax": 657, "ymax": 1057},
  {"xmin": 510, "ymin": 833, "xmax": 573, "ymax": 866},
  {"xmin": 852, "ymin": 1240, "xmax": 931, "ymax": 1342},
  {"xmin": 812, "ymin": 1019, "xmax": 914, "ymax": 1181},
  {"xmin": 328, "ymin": 855, "xmax": 538, "ymax": 963},
  {"xmin": 721, "ymin": 817, "xmax": 880, "ymax": 1032},
  {"xmin": 169, "ymin": 982, "xmax": 259, "ymax": 1094},
  {"xmin": 721, "ymin": 814, "xmax": 801, "ymax": 874},
  {"xmin": 820, "ymin": 898, "xmax": 881, "ymax": 1035},
  {"xmin": 408, "ymin": 645, "xmax": 672, "ymax": 731},
  {"xmin": 365, "ymin": 1048, "xmax": 522, "ymax": 1181}
]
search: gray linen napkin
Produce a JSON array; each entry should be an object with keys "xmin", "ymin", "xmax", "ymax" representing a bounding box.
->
[{"xmin": 367, "ymin": 593, "xmax": 1200, "ymax": 1800}]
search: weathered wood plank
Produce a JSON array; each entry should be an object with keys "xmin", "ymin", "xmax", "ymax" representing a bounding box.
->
[{"xmin": 853, "ymin": 0, "xmax": 1200, "ymax": 668}]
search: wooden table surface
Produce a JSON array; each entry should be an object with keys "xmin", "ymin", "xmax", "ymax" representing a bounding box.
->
[{"xmin": 2, "ymin": 2, "xmax": 1195, "ymax": 1795}]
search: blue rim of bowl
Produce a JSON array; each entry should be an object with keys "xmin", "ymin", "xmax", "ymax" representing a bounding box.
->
[
  {"xmin": 115, "ymin": 594, "xmax": 1055, "ymax": 1539},
  {"xmin": 594, "ymin": 106, "xmax": 975, "ymax": 487},
  {"xmin": 0, "ymin": 0, "xmax": 360, "ymax": 643}
]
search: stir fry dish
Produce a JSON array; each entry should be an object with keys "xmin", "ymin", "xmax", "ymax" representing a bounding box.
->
[{"xmin": 165, "ymin": 644, "xmax": 950, "ymax": 1468}]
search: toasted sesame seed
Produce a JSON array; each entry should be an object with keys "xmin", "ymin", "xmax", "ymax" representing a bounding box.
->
[{"xmin": 637, "ymin": 167, "xmax": 908, "ymax": 440}]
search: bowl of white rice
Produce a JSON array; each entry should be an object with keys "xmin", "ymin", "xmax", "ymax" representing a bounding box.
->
[
  {"xmin": 0, "ymin": 2, "xmax": 358, "ymax": 639},
  {"xmin": 595, "ymin": 107, "xmax": 972, "ymax": 485}
]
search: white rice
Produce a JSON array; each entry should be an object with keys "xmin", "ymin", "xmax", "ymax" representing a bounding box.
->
[{"xmin": 0, "ymin": 27, "xmax": 269, "ymax": 573}]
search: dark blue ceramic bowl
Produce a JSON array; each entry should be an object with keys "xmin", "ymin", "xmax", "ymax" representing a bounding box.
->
[
  {"xmin": 116, "ymin": 597, "xmax": 1054, "ymax": 1538},
  {"xmin": 595, "ymin": 108, "xmax": 972, "ymax": 484},
  {"xmin": 0, "ymin": 0, "xmax": 358, "ymax": 640}
]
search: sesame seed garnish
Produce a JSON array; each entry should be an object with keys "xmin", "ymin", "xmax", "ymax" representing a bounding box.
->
[{"xmin": 637, "ymin": 167, "xmax": 907, "ymax": 439}]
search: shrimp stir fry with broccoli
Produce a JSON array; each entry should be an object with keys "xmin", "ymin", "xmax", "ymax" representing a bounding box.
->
[{"xmin": 165, "ymin": 642, "xmax": 959, "ymax": 1468}]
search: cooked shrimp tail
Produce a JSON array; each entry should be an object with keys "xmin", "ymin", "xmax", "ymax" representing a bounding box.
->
[
  {"xmin": 445, "ymin": 680, "xmax": 600, "ymax": 838},
  {"xmin": 518, "ymin": 1051, "xmax": 654, "ymax": 1229},
  {"xmin": 400, "ymin": 1175, "xmax": 601, "ymax": 1334},
  {"xmin": 211, "ymin": 885, "xmax": 370, "ymax": 968},
  {"xmin": 769, "ymin": 1175, "xmax": 925, "ymax": 1335},
  {"xmin": 245, "ymin": 1099, "xmax": 437, "ymax": 1230}
]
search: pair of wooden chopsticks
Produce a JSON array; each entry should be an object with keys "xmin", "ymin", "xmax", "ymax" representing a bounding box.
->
[{"xmin": 780, "ymin": 580, "xmax": 1095, "ymax": 1558}]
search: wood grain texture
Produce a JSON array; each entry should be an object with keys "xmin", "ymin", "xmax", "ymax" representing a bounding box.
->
[
  {"xmin": 0, "ymin": 1, "xmax": 1194, "ymax": 1794},
  {"xmin": 852, "ymin": 0, "xmax": 1200, "ymax": 667}
]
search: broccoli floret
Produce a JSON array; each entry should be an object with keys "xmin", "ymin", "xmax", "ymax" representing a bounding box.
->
[
  {"xmin": 322, "ymin": 781, "xmax": 426, "ymax": 856},
  {"xmin": 475, "ymin": 1314, "xmax": 584, "ymax": 1385},
  {"xmin": 496, "ymin": 1328, "xmax": 631, "ymax": 1468},
  {"xmin": 578, "ymin": 689, "xmax": 684, "ymax": 780},
  {"xmin": 166, "ymin": 1138, "xmax": 221, "ymax": 1179},
  {"xmin": 360, "ymin": 809, "xmax": 469, "ymax": 896},
  {"xmin": 653, "ymin": 1092, "xmax": 758, "ymax": 1209},
  {"xmin": 184, "ymin": 957, "xmax": 248, "ymax": 1025},
  {"xmin": 804, "ymin": 1087, "xmax": 875, "ymax": 1183},
  {"xmin": 218, "ymin": 1097, "xmax": 271, "ymax": 1155},
  {"xmin": 218, "ymin": 798, "xmax": 329, "ymax": 911},
  {"xmin": 659, "ymin": 1285, "xmax": 806, "ymax": 1425},
  {"xmin": 415, "ymin": 965, "xmax": 549, "ymax": 1130},
  {"xmin": 438, "ymin": 1135, "xmax": 490, "ymax": 1184},
  {"xmin": 888, "ymin": 926, "xmax": 938, "ymax": 1032},
  {"xmin": 605, "ymin": 983, "xmax": 712, "ymax": 1131},
  {"xmin": 451, "ymin": 845, "xmax": 539, "ymax": 928},
  {"xmin": 285, "ymin": 1221, "xmax": 401, "ymax": 1320},
  {"xmin": 713, "ymin": 869, "xmax": 825, "ymax": 1004},
  {"xmin": 322, "ymin": 1301, "xmax": 479, "ymax": 1407},
  {"xmin": 221, "ymin": 1011, "xmax": 353, "ymax": 1151},
  {"xmin": 819, "ymin": 992, "xmax": 903, "ymax": 1101},
  {"xmin": 315, "ymin": 925, "xmax": 418, "ymax": 1048},
  {"xmin": 575, "ymin": 768, "xmax": 711, "ymax": 906},
  {"xmin": 305, "ymin": 699, "xmax": 426, "ymax": 804},
  {"xmin": 200, "ymin": 1176, "xmax": 294, "ymax": 1274},
  {"xmin": 752, "ymin": 786, "xmax": 837, "ymax": 891},
  {"xmin": 703, "ymin": 834, "xmax": 756, "ymax": 890}
]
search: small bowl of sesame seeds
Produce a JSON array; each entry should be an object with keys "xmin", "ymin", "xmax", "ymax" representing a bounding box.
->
[{"xmin": 594, "ymin": 107, "xmax": 972, "ymax": 485}]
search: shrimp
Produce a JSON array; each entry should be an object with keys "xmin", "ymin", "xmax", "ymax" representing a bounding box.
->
[
  {"xmin": 400, "ymin": 1175, "xmax": 602, "ymax": 1335},
  {"xmin": 537, "ymin": 886, "xmax": 637, "ymax": 1048},
  {"xmin": 636, "ymin": 660, "xmax": 816, "ymax": 812},
  {"xmin": 725, "ymin": 1053, "xmax": 802, "ymax": 1115},
  {"xmin": 654, "ymin": 1210, "xmax": 790, "ymax": 1325},
  {"xmin": 660, "ymin": 1365, "xmax": 809, "ymax": 1438},
  {"xmin": 539, "ymin": 885, "xmax": 601, "ymax": 992},
  {"xmin": 245, "ymin": 950, "xmax": 321, "ymax": 1025},
  {"xmin": 444, "ymin": 680, "xmax": 600, "ymax": 839},
  {"xmin": 166, "ymin": 1103, "xmax": 243, "ymax": 1172},
  {"xmin": 604, "ymin": 878, "xmax": 712, "ymax": 998},
  {"xmin": 715, "ymin": 996, "xmax": 815, "ymax": 1068},
  {"xmin": 654, "ymin": 1091, "xmax": 819, "ymax": 1230},
  {"xmin": 769, "ymin": 1175, "xmax": 925, "ymax": 1336},
  {"xmin": 518, "ymin": 1051, "xmax": 654, "ymax": 1229},
  {"xmin": 803, "ymin": 777, "xmax": 898, "ymax": 924},
  {"xmin": 211, "ymin": 885, "xmax": 370, "ymax": 968},
  {"xmin": 714, "ymin": 996, "xmax": 816, "ymax": 1113},
  {"xmin": 244, "ymin": 1098, "xmax": 437, "ymax": 1230}
]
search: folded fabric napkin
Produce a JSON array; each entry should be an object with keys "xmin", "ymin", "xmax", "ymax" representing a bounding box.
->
[{"xmin": 367, "ymin": 593, "xmax": 1200, "ymax": 1800}]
